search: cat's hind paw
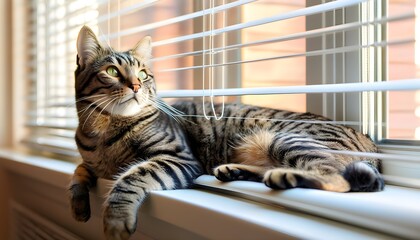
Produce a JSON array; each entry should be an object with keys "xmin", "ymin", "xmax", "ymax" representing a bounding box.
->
[
  {"xmin": 343, "ymin": 161, "xmax": 385, "ymax": 192},
  {"xmin": 263, "ymin": 169, "xmax": 323, "ymax": 190}
]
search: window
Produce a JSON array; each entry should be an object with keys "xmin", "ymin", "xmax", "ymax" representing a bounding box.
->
[{"xmin": 26, "ymin": 0, "xmax": 420, "ymax": 187}]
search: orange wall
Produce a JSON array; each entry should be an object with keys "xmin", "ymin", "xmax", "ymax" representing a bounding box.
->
[
  {"xmin": 388, "ymin": 0, "xmax": 419, "ymax": 139},
  {"xmin": 241, "ymin": 1, "xmax": 306, "ymax": 112}
]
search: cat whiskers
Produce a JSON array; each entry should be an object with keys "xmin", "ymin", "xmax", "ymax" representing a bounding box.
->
[
  {"xmin": 82, "ymin": 97, "xmax": 115, "ymax": 130},
  {"xmin": 150, "ymin": 101, "xmax": 180, "ymax": 123},
  {"xmin": 66, "ymin": 94, "xmax": 107, "ymax": 109},
  {"xmin": 109, "ymin": 95, "xmax": 119, "ymax": 116},
  {"xmin": 156, "ymin": 98, "xmax": 185, "ymax": 116},
  {"xmin": 75, "ymin": 94, "xmax": 108, "ymax": 104},
  {"xmin": 139, "ymin": 94, "xmax": 157, "ymax": 117},
  {"xmin": 147, "ymin": 97, "xmax": 185, "ymax": 123},
  {"xmin": 78, "ymin": 95, "xmax": 110, "ymax": 117},
  {"xmin": 91, "ymin": 96, "xmax": 119, "ymax": 126}
]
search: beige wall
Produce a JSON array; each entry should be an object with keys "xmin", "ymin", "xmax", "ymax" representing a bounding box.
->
[
  {"xmin": 0, "ymin": 0, "xmax": 13, "ymax": 238},
  {"xmin": 0, "ymin": 0, "xmax": 12, "ymax": 147}
]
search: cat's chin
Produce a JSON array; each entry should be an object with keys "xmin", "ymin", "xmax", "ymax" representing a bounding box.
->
[{"xmin": 111, "ymin": 99, "xmax": 144, "ymax": 117}]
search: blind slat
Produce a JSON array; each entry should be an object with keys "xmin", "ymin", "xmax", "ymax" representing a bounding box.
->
[
  {"xmin": 105, "ymin": 0, "xmax": 257, "ymax": 40},
  {"xmin": 26, "ymin": 121, "xmax": 78, "ymax": 130},
  {"xmin": 24, "ymin": 138, "xmax": 79, "ymax": 157},
  {"xmin": 158, "ymin": 38, "xmax": 414, "ymax": 73},
  {"xmin": 158, "ymin": 79, "xmax": 420, "ymax": 98},
  {"xmin": 151, "ymin": 0, "xmax": 367, "ymax": 47},
  {"xmin": 96, "ymin": 0, "xmax": 158, "ymax": 24},
  {"xmin": 152, "ymin": 11, "xmax": 415, "ymax": 63}
]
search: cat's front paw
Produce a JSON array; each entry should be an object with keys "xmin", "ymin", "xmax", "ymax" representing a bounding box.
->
[
  {"xmin": 214, "ymin": 164, "xmax": 243, "ymax": 181},
  {"xmin": 214, "ymin": 164, "xmax": 263, "ymax": 182},
  {"xmin": 103, "ymin": 204, "xmax": 137, "ymax": 240},
  {"xmin": 69, "ymin": 184, "xmax": 91, "ymax": 222}
]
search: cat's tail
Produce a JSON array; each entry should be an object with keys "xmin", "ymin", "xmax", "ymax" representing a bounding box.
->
[{"xmin": 342, "ymin": 161, "xmax": 385, "ymax": 192}]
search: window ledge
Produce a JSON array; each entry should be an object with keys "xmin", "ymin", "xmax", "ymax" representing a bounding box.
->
[
  {"xmin": 0, "ymin": 148, "xmax": 418, "ymax": 239},
  {"xmin": 195, "ymin": 176, "xmax": 420, "ymax": 240}
]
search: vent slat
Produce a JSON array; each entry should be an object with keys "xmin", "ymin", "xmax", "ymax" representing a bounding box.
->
[{"xmin": 11, "ymin": 201, "xmax": 82, "ymax": 240}]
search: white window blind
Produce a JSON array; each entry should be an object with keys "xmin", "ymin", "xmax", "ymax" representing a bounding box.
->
[{"xmin": 27, "ymin": 0, "xmax": 420, "ymax": 187}]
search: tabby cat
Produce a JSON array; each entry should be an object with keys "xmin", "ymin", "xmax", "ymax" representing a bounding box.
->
[{"xmin": 69, "ymin": 26, "xmax": 384, "ymax": 240}]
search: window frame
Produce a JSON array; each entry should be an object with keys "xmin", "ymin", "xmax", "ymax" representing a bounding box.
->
[{"xmin": 5, "ymin": 0, "xmax": 420, "ymax": 238}]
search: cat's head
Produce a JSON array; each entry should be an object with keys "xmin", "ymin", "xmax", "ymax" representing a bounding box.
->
[{"xmin": 75, "ymin": 26, "xmax": 155, "ymax": 117}]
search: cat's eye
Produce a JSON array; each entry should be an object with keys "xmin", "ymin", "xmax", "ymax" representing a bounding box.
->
[
  {"xmin": 138, "ymin": 70, "xmax": 148, "ymax": 81},
  {"xmin": 106, "ymin": 66, "xmax": 119, "ymax": 77}
]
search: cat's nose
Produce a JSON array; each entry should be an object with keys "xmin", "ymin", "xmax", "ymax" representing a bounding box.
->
[
  {"xmin": 130, "ymin": 84, "xmax": 140, "ymax": 93},
  {"xmin": 129, "ymin": 76, "xmax": 141, "ymax": 93}
]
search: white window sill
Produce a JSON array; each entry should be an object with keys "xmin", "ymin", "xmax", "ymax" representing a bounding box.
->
[{"xmin": 0, "ymin": 148, "xmax": 419, "ymax": 239}]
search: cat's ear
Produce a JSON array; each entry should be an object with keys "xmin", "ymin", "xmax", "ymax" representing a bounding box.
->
[
  {"xmin": 77, "ymin": 26, "xmax": 102, "ymax": 66},
  {"xmin": 132, "ymin": 36, "xmax": 152, "ymax": 61}
]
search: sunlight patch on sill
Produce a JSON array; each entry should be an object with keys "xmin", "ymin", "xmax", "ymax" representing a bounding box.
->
[{"xmin": 195, "ymin": 176, "xmax": 420, "ymax": 239}]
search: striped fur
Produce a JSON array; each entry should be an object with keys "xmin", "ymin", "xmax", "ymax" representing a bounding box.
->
[
  {"xmin": 174, "ymin": 102, "xmax": 384, "ymax": 192},
  {"xmin": 69, "ymin": 26, "xmax": 384, "ymax": 240}
]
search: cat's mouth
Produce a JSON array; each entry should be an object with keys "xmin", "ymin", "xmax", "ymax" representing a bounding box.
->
[
  {"xmin": 119, "ymin": 93, "xmax": 140, "ymax": 105},
  {"xmin": 107, "ymin": 93, "xmax": 145, "ymax": 117}
]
